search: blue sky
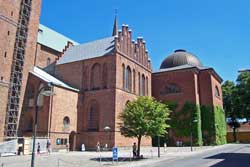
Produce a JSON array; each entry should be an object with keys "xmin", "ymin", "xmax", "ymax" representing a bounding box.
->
[{"xmin": 40, "ymin": 0, "xmax": 250, "ymax": 82}]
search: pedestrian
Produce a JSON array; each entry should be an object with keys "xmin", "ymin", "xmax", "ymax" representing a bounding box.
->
[
  {"xmin": 132, "ymin": 142, "xmax": 137, "ymax": 158},
  {"xmin": 96, "ymin": 141, "xmax": 100, "ymax": 152},
  {"xmin": 37, "ymin": 142, "xmax": 40, "ymax": 154},
  {"xmin": 46, "ymin": 140, "xmax": 51, "ymax": 154}
]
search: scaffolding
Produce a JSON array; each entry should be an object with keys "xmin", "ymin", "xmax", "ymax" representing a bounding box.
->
[{"xmin": 4, "ymin": 0, "xmax": 33, "ymax": 138}]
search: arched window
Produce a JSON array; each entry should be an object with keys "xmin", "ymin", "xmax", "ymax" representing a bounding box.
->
[
  {"xmin": 146, "ymin": 76, "xmax": 148, "ymax": 96},
  {"xmin": 138, "ymin": 72, "xmax": 141, "ymax": 95},
  {"xmin": 27, "ymin": 85, "xmax": 35, "ymax": 107},
  {"xmin": 88, "ymin": 100, "xmax": 99, "ymax": 131},
  {"xmin": 125, "ymin": 66, "xmax": 132, "ymax": 92},
  {"xmin": 102, "ymin": 63, "xmax": 108, "ymax": 89},
  {"xmin": 91, "ymin": 63, "xmax": 101, "ymax": 90},
  {"xmin": 133, "ymin": 69, "xmax": 136, "ymax": 93},
  {"xmin": 141, "ymin": 74, "xmax": 145, "ymax": 96},
  {"xmin": 37, "ymin": 84, "xmax": 44, "ymax": 107},
  {"xmin": 215, "ymin": 86, "xmax": 220, "ymax": 97},
  {"xmin": 47, "ymin": 58, "xmax": 51, "ymax": 66},
  {"xmin": 122, "ymin": 64, "xmax": 125, "ymax": 89},
  {"xmin": 63, "ymin": 116, "xmax": 70, "ymax": 129}
]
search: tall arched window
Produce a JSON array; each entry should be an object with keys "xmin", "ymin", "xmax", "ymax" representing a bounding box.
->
[
  {"xmin": 27, "ymin": 85, "xmax": 35, "ymax": 107},
  {"xmin": 215, "ymin": 86, "xmax": 220, "ymax": 97},
  {"xmin": 146, "ymin": 76, "xmax": 148, "ymax": 96},
  {"xmin": 125, "ymin": 66, "xmax": 132, "ymax": 92},
  {"xmin": 88, "ymin": 100, "xmax": 99, "ymax": 131},
  {"xmin": 138, "ymin": 72, "xmax": 141, "ymax": 95},
  {"xmin": 122, "ymin": 64, "xmax": 125, "ymax": 89},
  {"xmin": 133, "ymin": 69, "xmax": 136, "ymax": 93},
  {"xmin": 37, "ymin": 83, "xmax": 44, "ymax": 107},
  {"xmin": 141, "ymin": 74, "xmax": 145, "ymax": 96},
  {"xmin": 102, "ymin": 63, "xmax": 108, "ymax": 89},
  {"xmin": 91, "ymin": 63, "xmax": 101, "ymax": 90}
]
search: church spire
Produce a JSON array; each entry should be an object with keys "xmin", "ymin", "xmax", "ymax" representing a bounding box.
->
[{"xmin": 112, "ymin": 9, "xmax": 118, "ymax": 36}]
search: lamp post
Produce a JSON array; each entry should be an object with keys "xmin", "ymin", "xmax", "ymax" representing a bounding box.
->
[
  {"xmin": 104, "ymin": 126, "xmax": 111, "ymax": 150},
  {"xmin": 157, "ymin": 136, "xmax": 160, "ymax": 157},
  {"xmin": 190, "ymin": 119, "xmax": 198, "ymax": 152},
  {"xmin": 31, "ymin": 82, "xmax": 54, "ymax": 167}
]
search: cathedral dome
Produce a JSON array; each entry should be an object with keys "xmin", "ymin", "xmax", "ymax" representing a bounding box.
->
[{"xmin": 160, "ymin": 49, "xmax": 203, "ymax": 69}]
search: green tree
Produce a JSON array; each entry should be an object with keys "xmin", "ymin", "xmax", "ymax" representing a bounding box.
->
[
  {"xmin": 235, "ymin": 71, "xmax": 250, "ymax": 120},
  {"xmin": 222, "ymin": 80, "xmax": 240, "ymax": 142},
  {"xmin": 119, "ymin": 96, "xmax": 171, "ymax": 157},
  {"xmin": 222, "ymin": 80, "xmax": 235, "ymax": 117}
]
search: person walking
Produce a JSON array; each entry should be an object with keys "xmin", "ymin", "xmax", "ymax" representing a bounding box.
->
[
  {"xmin": 96, "ymin": 141, "xmax": 100, "ymax": 152},
  {"xmin": 37, "ymin": 142, "xmax": 41, "ymax": 154},
  {"xmin": 132, "ymin": 142, "xmax": 137, "ymax": 158},
  {"xmin": 46, "ymin": 140, "xmax": 51, "ymax": 154}
]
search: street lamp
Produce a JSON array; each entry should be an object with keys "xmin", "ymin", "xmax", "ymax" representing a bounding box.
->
[
  {"xmin": 190, "ymin": 119, "xmax": 198, "ymax": 152},
  {"xmin": 31, "ymin": 82, "xmax": 54, "ymax": 167},
  {"xmin": 104, "ymin": 126, "xmax": 111, "ymax": 150}
]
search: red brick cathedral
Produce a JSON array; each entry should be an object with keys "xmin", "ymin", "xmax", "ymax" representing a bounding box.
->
[{"xmin": 0, "ymin": 0, "xmax": 225, "ymax": 151}]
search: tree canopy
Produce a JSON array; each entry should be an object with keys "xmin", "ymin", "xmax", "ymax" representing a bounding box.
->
[
  {"xmin": 222, "ymin": 71, "xmax": 250, "ymax": 119},
  {"xmin": 119, "ymin": 96, "xmax": 171, "ymax": 157}
]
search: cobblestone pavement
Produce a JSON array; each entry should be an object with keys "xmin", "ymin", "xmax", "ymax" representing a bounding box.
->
[{"xmin": 0, "ymin": 145, "xmax": 228, "ymax": 167}]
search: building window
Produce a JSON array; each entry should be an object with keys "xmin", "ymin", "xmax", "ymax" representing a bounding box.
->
[
  {"xmin": 125, "ymin": 66, "xmax": 132, "ymax": 92},
  {"xmin": 27, "ymin": 85, "xmax": 35, "ymax": 107},
  {"xmin": 88, "ymin": 100, "xmax": 99, "ymax": 131},
  {"xmin": 7, "ymin": 31, "xmax": 10, "ymax": 36},
  {"xmin": 91, "ymin": 63, "xmax": 101, "ymax": 90},
  {"xmin": 138, "ymin": 72, "xmax": 141, "ymax": 95},
  {"xmin": 63, "ymin": 116, "xmax": 70, "ymax": 129},
  {"xmin": 56, "ymin": 138, "xmax": 68, "ymax": 145},
  {"xmin": 0, "ymin": 77, "xmax": 3, "ymax": 80},
  {"xmin": 4, "ymin": 52, "xmax": 7, "ymax": 58},
  {"xmin": 122, "ymin": 64, "xmax": 125, "ymax": 89},
  {"xmin": 37, "ymin": 84, "xmax": 44, "ymax": 107},
  {"xmin": 46, "ymin": 58, "xmax": 51, "ymax": 66},
  {"xmin": 11, "ymin": 11, "xmax": 13, "ymax": 16},
  {"xmin": 141, "ymin": 74, "xmax": 145, "ymax": 96},
  {"xmin": 215, "ymin": 86, "xmax": 220, "ymax": 97},
  {"xmin": 133, "ymin": 69, "xmax": 136, "ymax": 93},
  {"xmin": 102, "ymin": 63, "xmax": 108, "ymax": 89},
  {"xmin": 160, "ymin": 83, "xmax": 181, "ymax": 95},
  {"xmin": 146, "ymin": 76, "xmax": 148, "ymax": 96}
]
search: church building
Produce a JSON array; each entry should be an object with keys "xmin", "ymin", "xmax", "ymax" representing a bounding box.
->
[{"xmin": 0, "ymin": 0, "xmax": 226, "ymax": 151}]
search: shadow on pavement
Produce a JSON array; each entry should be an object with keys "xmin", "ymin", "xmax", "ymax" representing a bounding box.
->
[
  {"xmin": 205, "ymin": 153, "xmax": 250, "ymax": 167},
  {"xmin": 90, "ymin": 157, "xmax": 148, "ymax": 162}
]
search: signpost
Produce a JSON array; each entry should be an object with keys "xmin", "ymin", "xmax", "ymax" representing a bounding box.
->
[{"xmin": 112, "ymin": 147, "xmax": 118, "ymax": 161}]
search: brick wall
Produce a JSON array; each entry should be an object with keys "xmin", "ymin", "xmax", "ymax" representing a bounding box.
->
[
  {"xmin": 34, "ymin": 44, "xmax": 60, "ymax": 68},
  {"xmin": 0, "ymin": 0, "xmax": 41, "ymax": 140},
  {"xmin": 152, "ymin": 68, "xmax": 199, "ymax": 111}
]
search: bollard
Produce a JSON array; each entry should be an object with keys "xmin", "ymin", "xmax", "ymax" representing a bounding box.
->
[
  {"xmin": 150, "ymin": 149, "xmax": 153, "ymax": 159},
  {"xmin": 99, "ymin": 150, "xmax": 102, "ymax": 167},
  {"xmin": 1, "ymin": 163, "xmax": 4, "ymax": 167}
]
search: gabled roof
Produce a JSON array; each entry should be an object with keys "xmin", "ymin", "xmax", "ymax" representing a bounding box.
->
[
  {"xmin": 30, "ymin": 66, "xmax": 79, "ymax": 92},
  {"xmin": 37, "ymin": 24, "xmax": 79, "ymax": 52},
  {"xmin": 56, "ymin": 36, "xmax": 115, "ymax": 65}
]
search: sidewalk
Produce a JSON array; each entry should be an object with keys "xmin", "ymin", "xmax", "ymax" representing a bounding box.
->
[{"xmin": 0, "ymin": 145, "xmax": 228, "ymax": 167}]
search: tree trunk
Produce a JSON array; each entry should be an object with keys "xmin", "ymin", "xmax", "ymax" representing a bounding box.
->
[
  {"xmin": 233, "ymin": 127, "xmax": 237, "ymax": 142},
  {"xmin": 137, "ymin": 135, "xmax": 142, "ymax": 158}
]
